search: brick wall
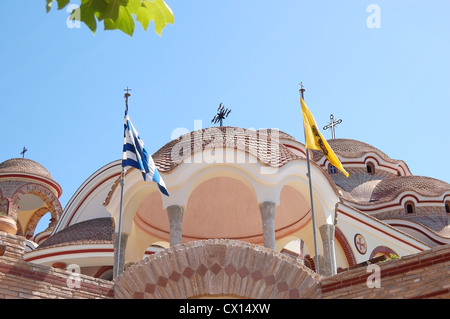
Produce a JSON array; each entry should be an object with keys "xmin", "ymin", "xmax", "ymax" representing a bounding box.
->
[
  {"xmin": 321, "ymin": 244, "xmax": 450, "ymax": 299},
  {"xmin": 0, "ymin": 231, "xmax": 114, "ymax": 299},
  {"xmin": 115, "ymin": 239, "xmax": 322, "ymax": 299},
  {"xmin": 2, "ymin": 230, "xmax": 449, "ymax": 299}
]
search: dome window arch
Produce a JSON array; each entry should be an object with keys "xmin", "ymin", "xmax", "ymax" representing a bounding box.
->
[
  {"xmin": 404, "ymin": 201, "xmax": 415, "ymax": 214},
  {"xmin": 366, "ymin": 162, "xmax": 375, "ymax": 175},
  {"xmin": 445, "ymin": 201, "xmax": 450, "ymax": 214},
  {"xmin": 329, "ymin": 164, "xmax": 337, "ymax": 174}
]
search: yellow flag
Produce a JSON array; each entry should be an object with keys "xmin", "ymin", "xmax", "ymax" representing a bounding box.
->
[{"xmin": 301, "ymin": 97, "xmax": 349, "ymax": 177}]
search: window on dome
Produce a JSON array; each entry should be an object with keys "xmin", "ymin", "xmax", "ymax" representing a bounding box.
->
[
  {"xmin": 329, "ymin": 165, "xmax": 337, "ymax": 174},
  {"xmin": 366, "ymin": 162, "xmax": 375, "ymax": 175},
  {"xmin": 445, "ymin": 201, "xmax": 450, "ymax": 213},
  {"xmin": 405, "ymin": 201, "xmax": 415, "ymax": 214}
]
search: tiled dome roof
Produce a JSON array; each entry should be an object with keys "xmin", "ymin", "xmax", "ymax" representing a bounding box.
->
[
  {"xmin": 371, "ymin": 176, "xmax": 450, "ymax": 203},
  {"xmin": 152, "ymin": 127, "xmax": 302, "ymax": 173},
  {"xmin": 36, "ymin": 217, "xmax": 114, "ymax": 249},
  {"xmin": 0, "ymin": 158, "xmax": 55, "ymax": 181},
  {"xmin": 312, "ymin": 139, "xmax": 399, "ymax": 163},
  {"xmin": 335, "ymin": 174, "xmax": 450, "ymax": 205}
]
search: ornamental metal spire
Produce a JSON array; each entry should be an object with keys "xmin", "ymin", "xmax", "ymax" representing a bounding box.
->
[
  {"xmin": 211, "ymin": 103, "xmax": 231, "ymax": 127},
  {"xmin": 323, "ymin": 114, "xmax": 342, "ymax": 139}
]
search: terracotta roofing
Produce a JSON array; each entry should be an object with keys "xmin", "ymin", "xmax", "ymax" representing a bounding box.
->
[
  {"xmin": 152, "ymin": 126, "xmax": 302, "ymax": 173},
  {"xmin": 259, "ymin": 129, "xmax": 298, "ymax": 142},
  {"xmin": 334, "ymin": 174, "xmax": 450, "ymax": 205},
  {"xmin": 36, "ymin": 217, "xmax": 114, "ymax": 249},
  {"xmin": 371, "ymin": 176, "xmax": 450, "ymax": 203},
  {"xmin": 312, "ymin": 139, "xmax": 399, "ymax": 163},
  {"xmin": 0, "ymin": 158, "xmax": 55, "ymax": 181}
]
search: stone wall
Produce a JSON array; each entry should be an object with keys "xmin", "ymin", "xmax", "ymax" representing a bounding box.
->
[
  {"xmin": 321, "ymin": 244, "xmax": 450, "ymax": 299},
  {"xmin": 0, "ymin": 231, "xmax": 114, "ymax": 299}
]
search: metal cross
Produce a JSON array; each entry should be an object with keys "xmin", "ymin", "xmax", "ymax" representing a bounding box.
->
[
  {"xmin": 124, "ymin": 86, "xmax": 132, "ymax": 105},
  {"xmin": 211, "ymin": 103, "xmax": 231, "ymax": 127},
  {"xmin": 20, "ymin": 146, "xmax": 28, "ymax": 158},
  {"xmin": 323, "ymin": 114, "xmax": 342, "ymax": 139},
  {"xmin": 299, "ymin": 82, "xmax": 305, "ymax": 96}
]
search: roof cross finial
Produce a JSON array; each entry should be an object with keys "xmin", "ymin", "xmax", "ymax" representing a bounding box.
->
[
  {"xmin": 124, "ymin": 86, "xmax": 132, "ymax": 105},
  {"xmin": 20, "ymin": 146, "xmax": 28, "ymax": 159},
  {"xmin": 299, "ymin": 82, "xmax": 305, "ymax": 98},
  {"xmin": 323, "ymin": 114, "xmax": 342, "ymax": 139}
]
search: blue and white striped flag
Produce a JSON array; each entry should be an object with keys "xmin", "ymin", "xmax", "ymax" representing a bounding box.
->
[{"xmin": 122, "ymin": 107, "xmax": 169, "ymax": 196}]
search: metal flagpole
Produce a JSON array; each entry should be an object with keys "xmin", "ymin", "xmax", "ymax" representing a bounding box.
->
[
  {"xmin": 299, "ymin": 83, "xmax": 320, "ymax": 275},
  {"xmin": 115, "ymin": 166, "xmax": 126, "ymax": 278},
  {"xmin": 114, "ymin": 88, "xmax": 131, "ymax": 279}
]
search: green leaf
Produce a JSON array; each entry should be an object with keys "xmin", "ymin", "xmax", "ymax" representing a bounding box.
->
[
  {"xmin": 57, "ymin": 0, "xmax": 70, "ymax": 9},
  {"xmin": 46, "ymin": 0, "xmax": 174, "ymax": 36},
  {"xmin": 46, "ymin": 0, "xmax": 53, "ymax": 13},
  {"xmin": 104, "ymin": 5, "xmax": 135, "ymax": 36},
  {"xmin": 79, "ymin": 0, "xmax": 99, "ymax": 33},
  {"xmin": 97, "ymin": 0, "xmax": 126, "ymax": 21},
  {"xmin": 137, "ymin": 0, "xmax": 174, "ymax": 36}
]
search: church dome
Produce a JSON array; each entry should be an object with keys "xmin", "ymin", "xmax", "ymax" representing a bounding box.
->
[
  {"xmin": 370, "ymin": 176, "xmax": 450, "ymax": 203},
  {"xmin": 152, "ymin": 126, "xmax": 302, "ymax": 173},
  {"xmin": 312, "ymin": 138, "xmax": 399, "ymax": 164},
  {"xmin": 36, "ymin": 217, "xmax": 114, "ymax": 249},
  {"xmin": 0, "ymin": 158, "xmax": 55, "ymax": 181}
]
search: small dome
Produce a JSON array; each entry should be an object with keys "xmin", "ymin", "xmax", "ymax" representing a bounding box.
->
[
  {"xmin": 37, "ymin": 217, "xmax": 114, "ymax": 249},
  {"xmin": 0, "ymin": 158, "xmax": 55, "ymax": 181}
]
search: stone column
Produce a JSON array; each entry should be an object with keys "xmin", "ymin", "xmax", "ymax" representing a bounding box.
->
[
  {"xmin": 113, "ymin": 232, "xmax": 128, "ymax": 279},
  {"xmin": 258, "ymin": 201, "xmax": 276, "ymax": 250},
  {"xmin": 167, "ymin": 205, "xmax": 184, "ymax": 247},
  {"xmin": 319, "ymin": 224, "xmax": 337, "ymax": 276}
]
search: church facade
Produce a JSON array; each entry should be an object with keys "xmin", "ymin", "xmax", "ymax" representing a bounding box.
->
[{"xmin": 0, "ymin": 126, "xmax": 449, "ymax": 298}]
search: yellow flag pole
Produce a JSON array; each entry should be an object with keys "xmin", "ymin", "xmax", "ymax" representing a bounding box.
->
[{"xmin": 299, "ymin": 83, "xmax": 320, "ymax": 275}]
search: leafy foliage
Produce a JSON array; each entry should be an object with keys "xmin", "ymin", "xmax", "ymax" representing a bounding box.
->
[{"xmin": 46, "ymin": 0, "xmax": 174, "ymax": 36}]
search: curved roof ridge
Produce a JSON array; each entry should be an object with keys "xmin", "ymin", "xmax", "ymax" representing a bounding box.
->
[
  {"xmin": 152, "ymin": 126, "xmax": 303, "ymax": 173},
  {"xmin": 36, "ymin": 217, "xmax": 114, "ymax": 250},
  {"xmin": 371, "ymin": 175, "xmax": 450, "ymax": 202},
  {"xmin": 0, "ymin": 158, "xmax": 55, "ymax": 181},
  {"xmin": 312, "ymin": 138, "xmax": 399, "ymax": 164}
]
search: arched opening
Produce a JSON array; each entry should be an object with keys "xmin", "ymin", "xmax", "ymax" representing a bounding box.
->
[
  {"xmin": 184, "ymin": 176, "xmax": 261, "ymax": 240},
  {"xmin": 280, "ymin": 238, "xmax": 312, "ymax": 270},
  {"xmin": 445, "ymin": 201, "xmax": 450, "ymax": 214},
  {"xmin": 329, "ymin": 164, "xmax": 337, "ymax": 175},
  {"xmin": 405, "ymin": 201, "xmax": 415, "ymax": 214},
  {"xmin": 35, "ymin": 212, "xmax": 52, "ymax": 235},
  {"xmin": 366, "ymin": 162, "xmax": 375, "ymax": 175}
]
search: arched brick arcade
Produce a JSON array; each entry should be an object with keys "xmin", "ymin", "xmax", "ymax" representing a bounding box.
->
[{"xmin": 114, "ymin": 239, "xmax": 322, "ymax": 299}]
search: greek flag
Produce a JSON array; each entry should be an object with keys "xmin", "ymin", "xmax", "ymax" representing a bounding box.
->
[{"xmin": 122, "ymin": 107, "xmax": 169, "ymax": 196}]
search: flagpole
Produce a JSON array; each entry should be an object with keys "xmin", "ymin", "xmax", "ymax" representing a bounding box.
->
[
  {"xmin": 115, "ymin": 165, "xmax": 126, "ymax": 278},
  {"xmin": 114, "ymin": 89, "xmax": 131, "ymax": 279},
  {"xmin": 300, "ymin": 83, "xmax": 320, "ymax": 275}
]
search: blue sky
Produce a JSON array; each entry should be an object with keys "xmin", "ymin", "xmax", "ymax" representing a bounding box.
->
[{"xmin": 1, "ymin": 1, "xmax": 450, "ymax": 233}]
